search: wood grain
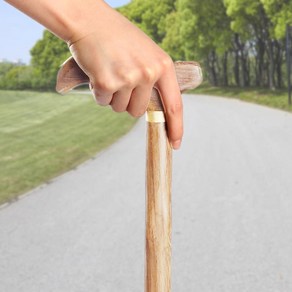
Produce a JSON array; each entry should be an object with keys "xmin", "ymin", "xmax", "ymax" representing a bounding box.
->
[{"xmin": 146, "ymin": 117, "xmax": 172, "ymax": 292}]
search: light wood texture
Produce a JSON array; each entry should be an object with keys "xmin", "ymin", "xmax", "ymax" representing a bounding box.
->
[{"xmin": 146, "ymin": 115, "xmax": 172, "ymax": 292}]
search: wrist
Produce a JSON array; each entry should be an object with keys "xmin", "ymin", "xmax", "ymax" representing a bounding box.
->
[
  {"xmin": 45, "ymin": 0, "xmax": 107, "ymax": 43},
  {"xmin": 61, "ymin": 0, "xmax": 107, "ymax": 44}
]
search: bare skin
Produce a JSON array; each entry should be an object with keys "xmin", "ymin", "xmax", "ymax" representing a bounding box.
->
[{"xmin": 5, "ymin": 0, "xmax": 183, "ymax": 149}]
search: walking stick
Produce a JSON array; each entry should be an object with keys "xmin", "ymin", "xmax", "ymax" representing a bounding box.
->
[{"xmin": 56, "ymin": 57, "xmax": 202, "ymax": 291}]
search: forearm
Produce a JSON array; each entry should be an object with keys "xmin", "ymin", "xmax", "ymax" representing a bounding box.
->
[{"xmin": 5, "ymin": 0, "xmax": 108, "ymax": 43}]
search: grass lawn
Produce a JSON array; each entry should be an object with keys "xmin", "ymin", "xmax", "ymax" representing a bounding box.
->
[
  {"xmin": 0, "ymin": 90, "xmax": 136, "ymax": 205},
  {"xmin": 193, "ymin": 84, "xmax": 292, "ymax": 112}
]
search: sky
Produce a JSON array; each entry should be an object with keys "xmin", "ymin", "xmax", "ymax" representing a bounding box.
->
[{"xmin": 0, "ymin": 0, "xmax": 130, "ymax": 64}]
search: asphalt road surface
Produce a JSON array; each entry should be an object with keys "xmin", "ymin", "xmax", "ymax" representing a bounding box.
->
[{"xmin": 1, "ymin": 94, "xmax": 292, "ymax": 292}]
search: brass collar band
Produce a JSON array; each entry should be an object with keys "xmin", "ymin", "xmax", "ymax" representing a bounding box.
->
[{"xmin": 146, "ymin": 111, "xmax": 166, "ymax": 123}]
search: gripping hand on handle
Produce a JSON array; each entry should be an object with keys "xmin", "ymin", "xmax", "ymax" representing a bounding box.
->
[{"xmin": 6, "ymin": 0, "xmax": 202, "ymax": 148}]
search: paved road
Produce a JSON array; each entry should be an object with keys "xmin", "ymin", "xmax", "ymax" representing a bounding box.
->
[{"xmin": 1, "ymin": 95, "xmax": 292, "ymax": 292}]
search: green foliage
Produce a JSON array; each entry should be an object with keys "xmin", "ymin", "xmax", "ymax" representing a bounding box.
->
[
  {"xmin": 0, "ymin": 62, "xmax": 15, "ymax": 78},
  {"xmin": 0, "ymin": 64, "xmax": 33, "ymax": 90},
  {"xmin": 0, "ymin": 62, "xmax": 15, "ymax": 89},
  {"xmin": 30, "ymin": 30, "xmax": 70, "ymax": 90},
  {"xmin": 176, "ymin": 0, "xmax": 232, "ymax": 60},
  {"xmin": 118, "ymin": 0, "xmax": 291, "ymax": 88},
  {"xmin": 119, "ymin": 0, "xmax": 176, "ymax": 43},
  {"xmin": 161, "ymin": 11, "xmax": 185, "ymax": 60},
  {"xmin": 224, "ymin": 0, "xmax": 269, "ymax": 41},
  {"xmin": 261, "ymin": 0, "xmax": 292, "ymax": 39}
]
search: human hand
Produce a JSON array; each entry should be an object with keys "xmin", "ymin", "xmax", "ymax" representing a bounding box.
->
[
  {"xmin": 5, "ymin": 0, "xmax": 183, "ymax": 149},
  {"xmin": 68, "ymin": 2, "xmax": 183, "ymax": 149}
]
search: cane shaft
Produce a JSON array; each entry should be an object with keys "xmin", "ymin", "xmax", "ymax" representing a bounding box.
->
[
  {"xmin": 145, "ymin": 113, "xmax": 172, "ymax": 292},
  {"xmin": 56, "ymin": 56, "xmax": 203, "ymax": 292}
]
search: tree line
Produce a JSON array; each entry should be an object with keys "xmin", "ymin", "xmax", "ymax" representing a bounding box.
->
[
  {"xmin": 1, "ymin": 0, "xmax": 292, "ymax": 90},
  {"xmin": 0, "ymin": 31, "xmax": 70, "ymax": 91}
]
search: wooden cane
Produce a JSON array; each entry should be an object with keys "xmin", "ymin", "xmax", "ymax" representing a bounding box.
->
[
  {"xmin": 56, "ymin": 57, "xmax": 203, "ymax": 291},
  {"xmin": 145, "ymin": 89, "xmax": 172, "ymax": 291}
]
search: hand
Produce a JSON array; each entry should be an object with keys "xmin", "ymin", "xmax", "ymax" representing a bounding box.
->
[{"xmin": 68, "ymin": 2, "xmax": 183, "ymax": 149}]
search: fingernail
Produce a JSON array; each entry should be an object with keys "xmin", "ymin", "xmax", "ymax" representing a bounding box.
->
[{"xmin": 172, "ymin": 140, "xmax": 181, "ymax": 150}]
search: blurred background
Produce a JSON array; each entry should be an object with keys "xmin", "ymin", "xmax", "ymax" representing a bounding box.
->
[
  {"xmin": 1, "ymin": 0, "xmax": 292, "ymax": 206},
  {"xmin": 1, "ymin": 0, "xmax": 292, "ymax": 91}
]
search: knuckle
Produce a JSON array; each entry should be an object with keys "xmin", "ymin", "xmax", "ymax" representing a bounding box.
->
[
  {"xmin": 159, "ymin": 54, "xmax": 173, "ymax": 72},
  {"xmin": 122, "ymin": 73, "xmax": 137, "ymax": 87},
  {"xmin": 141, "ymin": 67, "xmax": 157, "ymax": 83},
  {"xmin": 110, "ymin": 91, "xmax": 131, "ymax": 112},
  {"xmin": 93, "ymin": 78, "xmax": 116, "ymax": 94},
  {"xmin": 166, "ymin": 101, "xmax": 183, "ymax": 117},
  {"xmin": 116, "ymin": 68, "xmax": 137, "ymax": 88}
]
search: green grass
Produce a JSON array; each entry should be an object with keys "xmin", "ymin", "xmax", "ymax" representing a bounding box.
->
[
  {"xmin": 2, "ymin": 86, "xmax": 289, "ymax": 205},
  {"xmin": 0, "ymin": 90, "xmax": 136, "ymax": 205},
  {"xmin": 193, "ymin": 83, "xmax": 292, "ymax": 112}
]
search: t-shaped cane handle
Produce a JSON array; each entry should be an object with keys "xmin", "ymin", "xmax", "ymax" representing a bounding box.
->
[
  {"xmin": 56, "ymin": 57, "xmax": 202, "ymax": 292},
  {"xmin": 56, "ymin": 57, "xmax": 203, "ymax": 110}
]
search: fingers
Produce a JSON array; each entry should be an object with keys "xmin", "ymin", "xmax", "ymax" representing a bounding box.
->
[
  {"xmin": 156, "ymin": 61, "xmax": 183, "ymax": 150},
  {"xmin": 90, "ymin": 82, "xmax": 152, "ymax": 117},
  {"xmin": 89, "ymin": 59, "xmax": 183, "ymax": 150},
  {"xmin": 89, "ymin": 65, "xmax": 155, "ymax": 118},
  {"xmin": 90, "ymin": 87, "xmax": 113, "ymax": 106},
  {"xmin": 126, "ymin": 85, "xmax": 153, "ymax": 117},
  {"xmin": 110, "ymin": 89, "xmax": 132, "ymax": 112}
]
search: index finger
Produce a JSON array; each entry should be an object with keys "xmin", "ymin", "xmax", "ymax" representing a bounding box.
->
[{"xmin": 156, "ymin": 64, "xmax": 183, "ymax": 150}]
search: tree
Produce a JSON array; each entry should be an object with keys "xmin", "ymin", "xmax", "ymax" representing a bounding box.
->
[
  {"xmin": 170, "ymin": 0, "xmax": 232, "ymax": 85},
  {"xmin": 19, "ymin": 0, "xmax": 290, "ymax": 90},
  {"xmin": 0, "ymin": 62, "xmax": 15, "ymax": 78},
  {"xmin": 161, "ymin": 10, "xmax": 185, "ymax": 60},
  {"xmin": 261, "ymin": 0, "xmax": 292, "ymax": 39},
  {"xmin": 30, "ymin": 30, "xmax": 70, "ymax": 90},
  {"xmin": 0, "ymin": 65, "xmax": 32, "ymax": 90},
  {"xmin": 261, "ymin": 0, "xmax": 292, "ymax": 88},
  {"xmin": 224, "ymin": 0, "xmax": 281, "ymax": 89},
  {"xmin": 119, "ymin": 0, "xmax": 176, "ymax": 44}
]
